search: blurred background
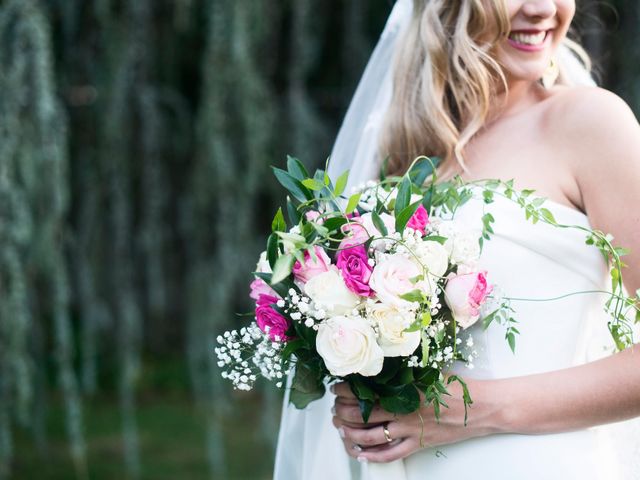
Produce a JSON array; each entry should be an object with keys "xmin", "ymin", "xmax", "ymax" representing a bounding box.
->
[{"xmin": 0, "ymin": 0, "xmax": 638, "ymax": 479}]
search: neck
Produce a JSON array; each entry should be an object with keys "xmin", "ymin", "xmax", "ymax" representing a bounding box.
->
[{"xmin": 487, "ymin": 78, "xmax": 544, "ymax": 124}]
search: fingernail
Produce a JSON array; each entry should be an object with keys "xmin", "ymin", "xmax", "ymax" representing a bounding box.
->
[
  {"xmin": 357, "ymin": 456, "xmax": 367, "ymax": 464},
  {"xmin": 338, "ymin": 427, "xmax": 345, "ymax": 438},
  {"xmin": 330, "ymin": 384, "xmax": 336, "ymax": 394},
  {"xmin": 352, "ymin": 444, "xmax": 362, "ymax": 452},
  {"xmin": 331, "ymin": 406, "xmax": 336, "ymax": 415}
]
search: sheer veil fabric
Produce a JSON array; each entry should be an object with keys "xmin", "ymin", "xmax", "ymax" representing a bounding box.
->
[{"xmin": 274, "ymin": 1, "xmax": 639, "ymax": 479}]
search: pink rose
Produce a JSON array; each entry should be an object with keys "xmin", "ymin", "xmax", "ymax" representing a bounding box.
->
[
  {"xmin": 292, "ymin": 246, "xmax": 332, "ymax": 284},
  {"xmin": 305, "ymin": 210, "xmax": 323, "ymax": 224},
  {"xmin": 255, "ymin": 294, "xmax": 291, "ymax": 341},
  {"xmin": 407, "ymin": 204, "xmax": 430, "ymax": 235},
  {"xmin": 444, "ymin": 271, "xmax": 493, "ymax": 329},
  {"xmin": 336, "ymin": 242, "xmax": 373, "ymax": 297},
  {"xmin": 249, "ymin": 278, "xmax": 278, "ymax": 301}
]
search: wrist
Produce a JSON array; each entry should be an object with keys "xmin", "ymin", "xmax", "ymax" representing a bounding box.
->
[{"xmin": 469, "ymin": 378, "xmax": 520, "ymax": 435}]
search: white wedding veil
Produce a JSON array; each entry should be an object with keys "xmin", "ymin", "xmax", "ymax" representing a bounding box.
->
[{"xmin": 275, "ymin": 2, "xmax": 640, "ymax": 479}]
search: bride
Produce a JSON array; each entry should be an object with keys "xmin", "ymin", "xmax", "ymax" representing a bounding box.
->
[{"xmin": 274, "ymin": 1, "xmax": 640, "ymax": 478}]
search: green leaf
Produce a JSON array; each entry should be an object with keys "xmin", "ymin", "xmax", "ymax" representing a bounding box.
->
[
  {"xmin": 539, "ymin": 208, "xmax": 556, "ymax": 224},
  {"xmin": 482, "ymin": 310, "xmax": 499, "ymax": 330},
  {"xmin": 281, "ymin": 339, "xmax": 305, "ymax": 360},
  {"xmin": 379, "ymin": 384, "xmax": 420, "ymax": 415},
  {"xmin": 408, "ymin": 157, "xmax": 438, "ymax": 187},
  {"xmin": 289, "ymin": 363, "xmax": 326, "ymax": 409},
  {"xmin": 345, "ymin": 192, "xmax": 361, "ymax": 214},
  {"xmin": 334, "ymin": 170, "xmax": 349, "ymax": 197},
  {"xmin": 358, "ymin": 399, "xmax": 374, "ymax": 423},
  {"xmin": 272, "ymin": 167, "xmax": 313, "ymax": 202},
  {"xmin": 423, "ymin": 235, "xmax": 447, "ymax": 245},
  {"xmin": 395, "ymin": 200, "xmax": 422, "ymax": 233},
  {"xmin": 286, "ymin": 197, "xmax": 301, "ymax": 225},
  {"xmin": 420, "ymin": 331, "xmax": 430, "ymax": 367},
  {"xmin": 271, "ymin": 254, "xmax": 295, "ymax": 284},
  {"xmin": 322, "ymin": 216, "xmax": 348, "ymax": 233},
  {"xmin": 301, "ymin": 178, "xmax": 326, "ymax": 191},
  {"xmin": 394, "ymin": 176, "xmax": 412, "ymax": 217},
  {"xmin": 272, "ymin": 207, "xmax": 286, "ymax": 232},
  {"xmin": 371, "ymin": 211, "xmax": 388, "ymax": 237},
  {"xmin": 350, "ymin": 377, "xmax": 376, "ymax": 402},
  {"xmin": 266, "ymin": 233, "xmax": 279, "ymax": 269},
  {"xmin": 286, "ymin": 155, "xmax": 309, "ymax": 180},
  {"xmin": 507, "ymin": 331, "xmax": 516, "ymax": 354},
  {"xmin": 447, "ymin": 375, "xmax": 473, "ymax": 425},
  {"xmin": 399, "ymin": 289, "xmax": 424, "ymax": 303}
]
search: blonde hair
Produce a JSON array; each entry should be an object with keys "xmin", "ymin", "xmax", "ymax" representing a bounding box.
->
[{"xmin": 380, "ymin": 0, "xmax": 591, "ymax": 177}]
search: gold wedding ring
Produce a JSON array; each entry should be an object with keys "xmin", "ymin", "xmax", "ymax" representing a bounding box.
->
[{"xmin": 382, "ymin": 422, "xmax": 393, "ymax": 443}]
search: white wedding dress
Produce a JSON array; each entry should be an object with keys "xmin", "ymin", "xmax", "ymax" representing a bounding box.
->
[{"xmin": 274, "ymin": 192, "xmax": 640, "ymax": 480}]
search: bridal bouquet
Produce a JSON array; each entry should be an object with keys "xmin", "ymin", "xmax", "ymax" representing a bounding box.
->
[{"xmin": 215, "ymin": 156, "xmax": 521, "ymax": 420}]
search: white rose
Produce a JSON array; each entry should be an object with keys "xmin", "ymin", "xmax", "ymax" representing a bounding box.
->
[
  {"xmin": 369, "ymin": 303, "xmax": 421, "ymax": 357},
  {"xmin": 413, "ymin": 240, "xmax": 449, "ymax": 278},
  {"xmin": 304, "ymin": 268, "xmax": 360, "ymax": 315},
  {"xmin": 316, "ymin": 316, "xmax": 384, "ymax": 376},
  {"xmin": 369, "ymin": 254, "xmax": 423, "ymax": 308}
]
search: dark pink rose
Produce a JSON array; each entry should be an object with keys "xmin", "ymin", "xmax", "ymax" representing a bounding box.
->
[
  {"xmin": 255, "ymin": 294, "xmax": 291, "ymax": 341},
  {"xmin": 292, "ymin": 246, "xmax": 332, "ymax": 284},
  {"xmin": 406, "ymin": 204, "xmax": 430, "ymax": 235},
  {"xmin": 336, "ymin": 243, "xmax": 373, "ymax": 297},
  {"xmin": 250, "ymin": 278, "xmax": 278, "ymax": 301}
]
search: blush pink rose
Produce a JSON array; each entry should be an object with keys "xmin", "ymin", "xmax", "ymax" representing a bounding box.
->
[
  {"xmin": 292, "ymin": 246, "xmax": 332, "ymax": 284},
  {"xmin": 444, "ymin": 271, "xmax": 493, "ymax": 329},
  {"xmin": 305, "ymin": 210, "xmax": 323, "ymax": 224},
  {"xmin": 249, "ymin": 278, "xmax": 278, "ymax": 301},
  {"xmin": 406, "ymin": 204, "xmax": 430, "ymax": 235},
  {"xmin": 336, "ymin": 243, "xmax": 373, "ymax": 297},
  {"xmin": 255, "ymin": 294, "xmax": 291, "ymax": 341}
]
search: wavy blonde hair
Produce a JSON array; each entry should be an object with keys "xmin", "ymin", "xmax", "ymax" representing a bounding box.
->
[{"xmin": 380, "ymin": 0, "xmax": 591, "ymax": 177}]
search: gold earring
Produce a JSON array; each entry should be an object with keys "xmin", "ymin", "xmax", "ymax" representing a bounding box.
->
[{"xmin": 542, "ymin": 57, "xmax": 559, "ymax": 89}]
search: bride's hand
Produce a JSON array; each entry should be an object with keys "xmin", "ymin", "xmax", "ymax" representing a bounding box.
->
[{"xmin": 331, "ymin": 380, "xmax": 500, "ymax": 463}]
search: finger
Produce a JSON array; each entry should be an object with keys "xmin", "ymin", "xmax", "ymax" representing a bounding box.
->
[
  {"xmin": 333, "ymin": 402, "xmax": 395, "ymax": 424},
  {"xmin": 357, "ymin": 438, "xmax": 417, "ymax": 464},
  {"xmin": 341, "ymin": 422, "xmax": 400, "ymax": 448},
  {"xmin": 331, "ymin": 382, "xmax": 356, "ymax": 399}
]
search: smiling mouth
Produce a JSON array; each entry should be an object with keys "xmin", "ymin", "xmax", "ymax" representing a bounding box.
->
[{"xmin": 508, "ymin": 30, "xmax": 549, "ymax": 47}]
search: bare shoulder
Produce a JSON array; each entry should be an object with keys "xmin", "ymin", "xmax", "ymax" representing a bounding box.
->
[
  {"xmin": 544, "ymin": 85, "xmax": 640, "ymax": 146},
  {"xmin": 542, "ymin": 86, "xmax": 640, "ymax": 194}
]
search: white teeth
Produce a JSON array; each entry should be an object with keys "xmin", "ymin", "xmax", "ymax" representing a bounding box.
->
[{"xmin": 509, "ymin": 31, "xmax": 546, "ymax": 46}]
